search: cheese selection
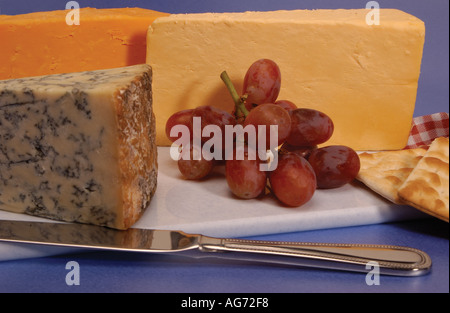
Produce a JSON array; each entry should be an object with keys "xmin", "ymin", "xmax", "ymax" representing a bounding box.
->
[
  {"xmin": 147, "ymin": 9, "xmax": 425, "ymax": 150},
  {"xmin": 0, "ymin": 64, "xmax": 157, "ymax": 229},
  {"xmin": 0, "ymin": 7, "xmax": 168, "ymax": 80},
  {"xmin": 0, "ymin": 6, "xmax": 432, "ymax": 226}
]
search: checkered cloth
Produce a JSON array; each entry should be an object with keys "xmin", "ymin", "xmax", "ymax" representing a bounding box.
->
[{"xmin": 405, "ymin": 112, "xmax": 449, "ymax": 149}]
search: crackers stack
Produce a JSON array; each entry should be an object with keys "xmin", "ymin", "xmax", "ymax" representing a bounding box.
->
[{"xmin": 357, "ymin": 137, "xmax": 449, "ymax": 222}]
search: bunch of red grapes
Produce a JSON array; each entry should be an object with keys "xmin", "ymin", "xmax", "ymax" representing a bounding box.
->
[{"xmin": 165, "ymin": 59, "xmax": 361, "ymax": 207}]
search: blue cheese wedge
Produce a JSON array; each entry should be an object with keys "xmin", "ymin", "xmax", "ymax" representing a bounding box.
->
[{"xmin": 0, "ymin": 64, "xmax": 157, "ymax": 229}]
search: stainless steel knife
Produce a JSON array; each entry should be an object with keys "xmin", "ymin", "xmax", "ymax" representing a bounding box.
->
[{"xmin": 0, "ymin": 220, "xmax": 431, "ymax": 276}]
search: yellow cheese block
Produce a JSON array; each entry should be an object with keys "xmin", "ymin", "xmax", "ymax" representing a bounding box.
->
[
  {"xmin": 147, "ymin": 9, "xmax": 425, "ymax": 150},
  {"xmin": 0, "ymin": 7, "xmax": 168, "ymax": 80}
]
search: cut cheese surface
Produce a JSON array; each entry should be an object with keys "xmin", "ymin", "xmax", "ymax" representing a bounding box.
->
[
  {"xmin": 0, "ymin": 7, "xmax": 168, "ymax": 80},
  {"xmin": 0, "ymin": 64, "xmax": 157, "ymax": 229},
  {"xmin": 147, "ymin": 9, "xmax": 425, "ymax": 150}
]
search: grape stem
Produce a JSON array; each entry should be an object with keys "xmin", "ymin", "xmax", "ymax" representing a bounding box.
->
[{"xmin": 221, "ymin": 71, "xmax": 250, "ymax": 119}]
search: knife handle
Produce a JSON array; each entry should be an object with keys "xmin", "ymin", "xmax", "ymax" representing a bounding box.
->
[{"xmin": 196, "ymin": 236, "xmax": 432, "ymax": 276}]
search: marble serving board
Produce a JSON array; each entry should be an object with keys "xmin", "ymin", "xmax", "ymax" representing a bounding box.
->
[{"xmin": 0, "ymin": 147, "xmax": 427, "ymax": 261}]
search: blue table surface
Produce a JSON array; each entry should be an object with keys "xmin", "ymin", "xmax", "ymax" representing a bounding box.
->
[
  {"xmin": 0, "ymin": 0, "xmax": 448, "ymax": 294},
  {"xmin": 0, "ymin": 218, "xmax": 448, "ymax": 293}
]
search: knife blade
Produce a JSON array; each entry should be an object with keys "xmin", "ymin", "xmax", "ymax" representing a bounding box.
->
[{"xmin": 0, "ymin": 220, "xmax": 431, "ymax": 276}]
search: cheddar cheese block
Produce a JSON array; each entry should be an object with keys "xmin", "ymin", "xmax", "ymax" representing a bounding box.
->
[
  {"xmin": 0, "ymin": 8, "xmax": 168, "ymax": 80},
  {"xmin": 0, "ymin": 64, "xmax": 157, "ymax": 229},
  {"xmin": 147, "ymin": 9, "xmax": 425, "ymax": 150}
]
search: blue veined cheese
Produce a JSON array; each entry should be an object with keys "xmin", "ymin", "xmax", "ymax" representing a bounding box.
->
[{"xmin": 0, "ymin": 64, "xmax": 157, "ymax": 229}]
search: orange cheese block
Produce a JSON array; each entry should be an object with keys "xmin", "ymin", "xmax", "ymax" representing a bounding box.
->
[{"xmin": 0, "ymin": 7, "xmax": 168, "ymax": 80}]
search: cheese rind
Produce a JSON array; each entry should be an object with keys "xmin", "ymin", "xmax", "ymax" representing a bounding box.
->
[
  {"xmin": 0, "ymin": 8, "xmax": 168, "ymax": 80},
  {"xmin": 147, "ymin": 9, "xmax": 425, "ymax": 150},
  {"xmin": 0, "ymin": 64, "xmax": 157, "ymax": 229}
]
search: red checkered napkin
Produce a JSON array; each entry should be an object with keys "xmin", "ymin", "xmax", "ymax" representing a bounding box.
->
[{"xmin": 405, "ymin": 112, "xmax": 449, "ymax": 149}]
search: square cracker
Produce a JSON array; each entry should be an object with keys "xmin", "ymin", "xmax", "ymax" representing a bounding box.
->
[
  {"xmin": 357, "ymin": 147, "xmax": 428, "ymax": 204},
  {"xmin": 398, "ymin": 137, "xmax": 449, "ymax": 222}
]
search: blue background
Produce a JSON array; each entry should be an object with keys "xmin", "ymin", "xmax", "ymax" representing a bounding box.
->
[{"xmin": 0, "ymin": 0, "xmax": 448, "ymax": 294}]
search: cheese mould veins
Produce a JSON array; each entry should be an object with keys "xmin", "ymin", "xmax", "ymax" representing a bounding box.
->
[
  {"xmin": 147, "ymin": 9, "xmax": 425, "ymax": 150},
  {"xmin": 0, "ymin": 64, "xmax": 157, "ymax": 230}
]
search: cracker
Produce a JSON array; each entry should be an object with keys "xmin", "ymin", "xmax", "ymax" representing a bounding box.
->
[
  {"xmin": 356, "ymin": 147, "xmax": 428, "ymax": 204},
  {"xmin": 398, "ymin": 137, "xmax": 449, "ymax": 222}
]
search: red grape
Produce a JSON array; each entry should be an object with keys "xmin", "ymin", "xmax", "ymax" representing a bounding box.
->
[
  {"xmin": 287, "ymin": 108, "xmax": 334, "ymax": 147},
  {"xmin": 243, "ymin": 59, "xmax": 281, "ymax": 110},
  {"xmin": 192, "ymin": 105, "xmax": 236, "ymax": 144},
  {"xmin": 280, "ymin": 142, "xmax": 317, "ymax": 159},
  {"xmin": 178, "ymin": 144, "xmax": 214, "ymax": 180},
  {"xmin": 165, "ymin": 109, "xmax": 194, "ymax": 143},
  {"xmin": 169, "ymin": 60, "xmax": 358, "ymax": 208},
  {"xmin": 269, "ymin": 153, "xmax": 316, "ymax": 207},
  {"xmin": 225, "ymin": 145, "xmax": 267, "ymax": 199},
  {"xmin": 275, "ymin": 100, "xmax": 297, "ymax": 112},
  {"xmin": 243, "ymin": 103, "xmax": 291, "ymax": 150},
  {"xmin": 308, "ymin": 145, "xmax": 361, "ymax": 189}
]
